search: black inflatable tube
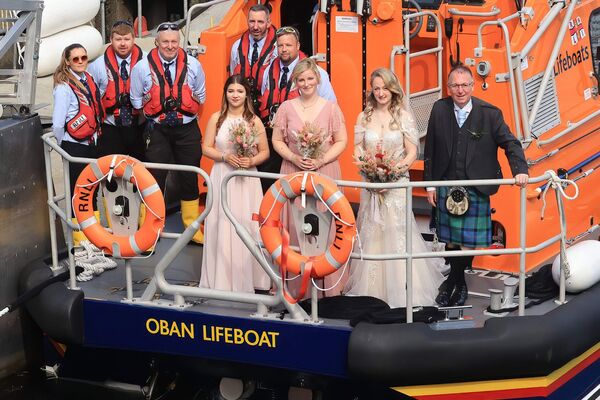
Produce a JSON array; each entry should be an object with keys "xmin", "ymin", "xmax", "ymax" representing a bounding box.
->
[
  {"xmin": 19, "ymin": 259, "xmax": 84, "ymax": 345},
  {"xmin": 348, "ymin": 281, "xmax": 600, "ymax": 386}
]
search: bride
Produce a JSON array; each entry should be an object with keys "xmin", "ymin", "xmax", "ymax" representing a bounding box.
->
[{"xmin": 345, "ymin": 68, "xmax": 443, "ymax": 307}]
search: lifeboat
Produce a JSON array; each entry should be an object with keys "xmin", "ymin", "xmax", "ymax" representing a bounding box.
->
[{"xmin": 5, "ymin": 0, "xmax": 600, "ymax": 399}]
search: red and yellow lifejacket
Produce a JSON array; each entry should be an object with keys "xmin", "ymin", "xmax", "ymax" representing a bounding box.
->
[
  {"xmin": 259, "ymin": 52, "xmax": 306, "ymax": 121},
  {"xmin": 65, "ymin": 71, "xmax": 104, "ymax": 141},
  {"xmin": 143, "ymin": 48, "xmax": 199, "ymax": 123},
  {"xmin": 233, "ymin": 26, "xmax": 277, "ymax": 92},
  {"xmin": 102, "ymin": 44, "xmax": 143, "ymax": 120}
]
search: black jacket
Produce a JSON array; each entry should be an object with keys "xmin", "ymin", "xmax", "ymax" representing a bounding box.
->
[{"xmin": 423, "ymin": 96, "xmax": 528, "ymax": 196}]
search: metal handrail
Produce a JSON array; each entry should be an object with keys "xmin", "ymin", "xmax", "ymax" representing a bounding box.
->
[
  {"xmin": 223, "ymin": 170, "xmax": 573, "ymax": 321},
  {"xmin": 527, "ymin": 0, "xmax": 577, "ymax": 130},
  {"xmin": 448, "ymin": 6, "xmax": 501, "ymax": 17},
  {"xmin": 183, "ymin": 0, "xmax": 231, "ymax": 49},
  {"xmin": 476, "ymin": 12, "xmax": 523, "ymax": 139},
  {"xmin": 398, "ymin": 10, "xmax": 443, "ymax": 107}
]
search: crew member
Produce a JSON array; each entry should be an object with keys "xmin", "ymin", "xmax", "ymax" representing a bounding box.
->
[
  {"xmin": 229, "ymin": 4, "xmax": 277, "ymax": 111},
  {"xmin": 52, "ymin": 43, "xmax": 103, "ymax": 246},
  {"xmin": 130, "ymin": 22, "xmax": 206, "ymax": 244},
  {"xmin": 88, "ymin": 20, "xmax": 146, "ymax": 160}
]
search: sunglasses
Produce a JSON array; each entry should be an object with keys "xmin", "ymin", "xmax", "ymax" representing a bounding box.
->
[
  {"xmin": 157, "ymin": 22, "xmax": 179, "ymax": 32},
  {"xmin": 70, "ymin": 55, "xmax": 88, "ymax": 63},
  {"xmin": 112, "ymin": 20, "xmax": 133, "ymax": 28},
  {"xmin": 276, "ymin": 26, "xmax": 299, "ymax": 39}
]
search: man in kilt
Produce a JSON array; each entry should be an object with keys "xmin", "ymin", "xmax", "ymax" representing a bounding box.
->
[{"xmin": 424, "ymin": 64, "xmax": 529, "ymax": 306}]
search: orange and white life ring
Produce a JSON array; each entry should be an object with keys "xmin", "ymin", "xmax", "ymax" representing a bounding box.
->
[
  {"xmin": 72, "ymin": 155, "xmax": 165, "ymax": 257},
  {"xmin": 256, "ymin": 172, "xmax": 356, "ymax": 287}
]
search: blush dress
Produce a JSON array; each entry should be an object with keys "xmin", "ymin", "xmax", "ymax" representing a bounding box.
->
[
  {"xmin": 200, "ymin": 117, "xmax": 271, "ymax": 292},
  {"xmin": 272, "ymin": 99, "xmax": 348, "ymax": 295}
]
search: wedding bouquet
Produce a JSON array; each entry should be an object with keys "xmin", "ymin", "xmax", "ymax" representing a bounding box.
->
[
  {"xmin": 293, "ymin": 121, "xmax": 332, "ymax": 159},
  {"xmin": 229, "ymin": 120, "xmax": 259, "ymax": 158},
  {"xmin": 354, "ymin": 143, "xmax": 407, "ymax": 183}
]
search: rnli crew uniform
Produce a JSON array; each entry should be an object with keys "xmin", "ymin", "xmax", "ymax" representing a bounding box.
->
[
  {"xmin": 130, "ymin": 47, "xmax": 205, "ymax": 244},
  {"xmin": 52, "ymin": 68, "xmax": 103, "ymax": 197},
  {"xmin": 229, "ymin": 25, "xmax": 278, "ymax": 109},
  {"xmin": 88, "ymin": 44, "xmax": 146, "ymax": 160},
  {"xmin": 52, "ymin": 68, "xmax": 103, "ymax": 246}
]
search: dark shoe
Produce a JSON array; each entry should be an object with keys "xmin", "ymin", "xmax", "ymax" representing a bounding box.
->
[
  {"xmin": 435, "ymin": 279, "xmax": 455, "ymax": 307},
  {"xmin": 449, "ymin": 283, "xmax": 468, "ymax": 306}
]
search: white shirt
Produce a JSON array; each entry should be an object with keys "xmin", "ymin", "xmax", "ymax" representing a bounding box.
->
[{"xmin": 426, "ymin": 99, "xmax": 474, "ymax": 192}]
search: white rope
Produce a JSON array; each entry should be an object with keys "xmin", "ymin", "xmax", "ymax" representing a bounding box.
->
[
  {"xmin": 539, "ymin": 170, "xmax": 579, "ymax": 280},
  {"xmin": 74, "ymin": 240, "xmax": 117, "ymax": 282},
  {"xmin": 539, "ymin": 170, "xmax": 579, "ymax": 220},
  {"xmin": 0, "ymin": 307, "xmax": 8, "ymax": 318},
  {"xmin": 311, "ymin": 234, "xmax": 356, "ymax": 292}
]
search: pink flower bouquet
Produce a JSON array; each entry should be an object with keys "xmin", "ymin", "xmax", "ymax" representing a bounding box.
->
[
  {"xmin": 293, "ymin": 121, "xmax": 332, "ymax": 159},
  {"xmin": 229, "ymin": 120, "xmax": 259, "ymax": 158}
]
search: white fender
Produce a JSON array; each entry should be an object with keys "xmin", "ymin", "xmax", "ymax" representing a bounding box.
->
[
  {"xmin": 40, "ymin": 0, "xmax": 100, "ymax": 38},
  {"xmin": 552, "ymin": 240, "xmax": 600, "ymax": 293},
  {"xmin": 38, "ymin": 25, "xmax": 103, "ymax": 77}
]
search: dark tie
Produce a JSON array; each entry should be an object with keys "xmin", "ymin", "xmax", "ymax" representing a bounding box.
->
[
  {"xmin": 251, "ymin": 42, "xmax": 259, "ymax": 66},
  {"xmin": 279, "ymin": 66, "xmax": 289, "ymax": 90},
  {"xmin": 120, "ymin": 59, "xmax": 129, "ymax": 81},
  {"xmin": 163, "ymin": 62, "xmax": 173, "ymax": 86},
  {"xmin": 80, "ymin": 77, "xmax": 93, "ymax": 102},
  {"xmin": 163, "ymin": 61, "xmax": 179, "ymax": 126}
]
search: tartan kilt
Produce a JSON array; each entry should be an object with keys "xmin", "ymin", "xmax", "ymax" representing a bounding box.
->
[{"xmin": 436, "ymin": 186, "xmax": 492, "ymax": 248}]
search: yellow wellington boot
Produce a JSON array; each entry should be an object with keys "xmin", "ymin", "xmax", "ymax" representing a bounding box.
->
[
  {"xmin": 180, "ymin": 199, "xmax": 204, "ymax": 245},
  {"xmin": 71, "ymin": 217, "xmax": 87, "ymax": 247}
]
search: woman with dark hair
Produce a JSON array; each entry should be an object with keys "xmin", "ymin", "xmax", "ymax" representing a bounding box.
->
[
  {"xmin": 52, "ymin": 43, "xmax": 103, "ymax": 246},
  {"xmin": 344, "ymin": 68, "xmax": 443, "ymax": 307},
  {"xmin": 200, "ymin": 75, "xmax": 271, "ymax": 293}
]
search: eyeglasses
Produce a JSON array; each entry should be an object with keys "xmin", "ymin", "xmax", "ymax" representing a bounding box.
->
[
  {"xmin": 70, "ymin": 55, "xmax": 88, "ymax": 63},
  {"xmin": 157, "ymin": 22, "xmax": 179, "ymax": 32},
  {"xmin": 448, "ymin": 82, "xmax": 474, "ymax": 90},
  {"xmin": 112, "ymin": 20, "xmax": 133, "ymax": 28},
  {"xmin": 276, "ymin": 26, "xmax": 299, "ymax": 39}
]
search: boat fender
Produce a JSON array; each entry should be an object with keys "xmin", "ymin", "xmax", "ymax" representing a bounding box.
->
[
  {"xmin": 72, "ymin": 155, "xmax": 165, "ymax": 258},
  {"xmin": 38, "ymin": 25, "xmax": 103, "ymax": 77},
  {"xmin": 552, "ymin": 240, "xmax": 600, "ymax": 293},
  {"xmin": 40, "ymin": 0, "xmax": 100, "ymax": 38}
]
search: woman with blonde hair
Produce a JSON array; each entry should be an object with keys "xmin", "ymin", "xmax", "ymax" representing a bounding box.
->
[
  {"xmin": 52, "ymin": 43, "xmax": 103, "ymax": 245},
  {"xmin": 200, "ymin": 74, "xmax": 271, "ymax": 293},
  {"xmin": 271, "ymin": 57, "xmax": 348, "ymax": 296},
  {"xmin": 344, "ymin": 67, "xmax": 444, "ymax": 307}
]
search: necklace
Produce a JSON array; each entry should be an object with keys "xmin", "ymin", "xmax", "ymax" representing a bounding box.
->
[{"xmin": 300, "ymin": 97, "xmax": 319, "ymax": 110}]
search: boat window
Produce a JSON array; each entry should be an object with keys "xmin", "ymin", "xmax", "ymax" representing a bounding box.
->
[{"xmin": 590, "ymin": 10, "xmax": 600, "ymax": 76}]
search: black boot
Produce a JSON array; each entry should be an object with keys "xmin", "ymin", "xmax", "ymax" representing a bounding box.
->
[
  {"xmin": 435, "ymin": 277, "xmax": 455, "ymax": 307},
  {"xmin": 449, "ymin": 256, "xmax": 473, "ymax": 306}
]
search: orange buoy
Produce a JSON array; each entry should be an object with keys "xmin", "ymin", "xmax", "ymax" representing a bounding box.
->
[
  {"xmin": 72, "ymin": 155, "xmax": 165, "ymax": 257},
  {"xmin": 256, "ymin": 172, "xmax": 356, "ymax": 279}
]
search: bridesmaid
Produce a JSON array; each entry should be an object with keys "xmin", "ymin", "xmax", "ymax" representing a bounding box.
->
[
  {"xmin": 52, "ymin": 43, "xmax": 103, "ymax": 246},
  {"xmin": 271, "ymin": 58, "xmax": 348, "ymax": 295},
  {"xmin": 200, "ymin": 75, "xmax": 271, "ymax": 293}
]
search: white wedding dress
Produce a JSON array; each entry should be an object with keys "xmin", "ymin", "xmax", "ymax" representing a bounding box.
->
[{"xmin": 345, "ymin": 127, "xmax": 444, "ymax": 308}]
